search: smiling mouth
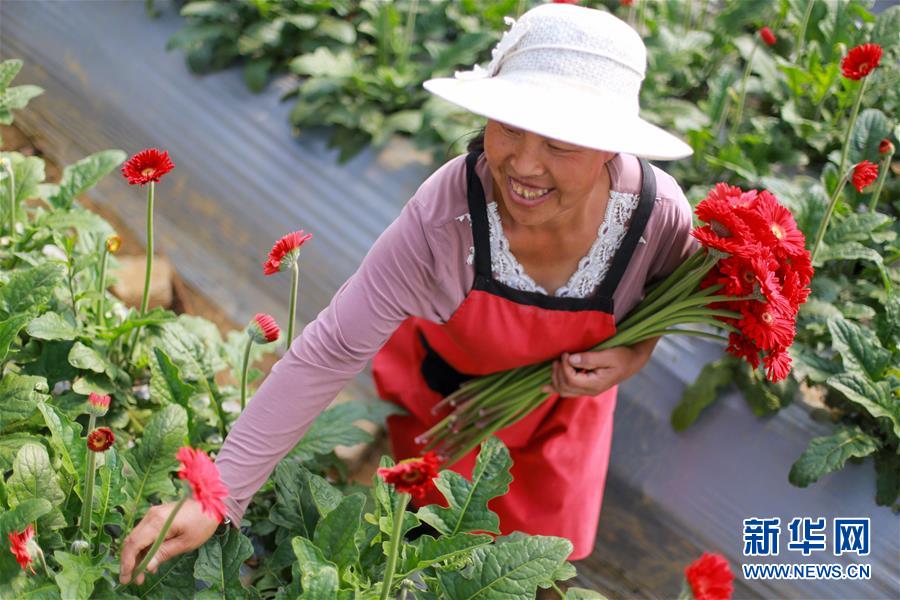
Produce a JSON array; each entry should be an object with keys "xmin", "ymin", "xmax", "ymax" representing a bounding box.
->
[{"xmin": 508, "ymin": 176, "xmax": 553, "ymax": 200}]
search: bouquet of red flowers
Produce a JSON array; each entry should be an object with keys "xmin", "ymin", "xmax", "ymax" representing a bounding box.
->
[{"xmin": 419, "ymin": 183, "xmax": 813, "ymax": 466}]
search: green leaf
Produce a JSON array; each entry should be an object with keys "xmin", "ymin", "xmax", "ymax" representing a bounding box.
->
[
  {"xmin": 6, "ymin": 443, "xmax": 66, "ymax": 531},
  {"xmin": 150, "ymin": 348, "xmax": 198, "ymax": 440},
  {"xmin": 243, "ymin": 58, "xmax": 272, "ymax": 93},
  {"xmin": 48, "ymin": 150, "xmax": 127, "ymax": 210},
  {"xmin": 0, "ymin": 155, "xmax": 45, "ymax": 209},
  {"xmin": 0, "ymin": 263, "xmax": 65, "ymax": 320},
  {"xmin": 417, "ymin": 436, "xmax": 513, "ymax": 536},
  {"xmin": 0, "ymin": 372, "xmax": 47, "ymax": 433},
  {"xmin": 874, "ymin": 450, "xmax": 899, "ymax": 507},
  {"xmin": 849, "ymin": 109, "xmax": 891, "ymax": 164},
  {"xmin": 0, "ymin": 59, "xmax": 23, "ymax": 91},
  {"xmin": 122, "ymin": 405, "xmax": 188, "ymax": 528},
  {"xmin": 147, "ymin": 321, "xmax": 215, "ymax": 382},
  {"xmin": 95, "ymin": 448, "xmax": 127, "ymax": 546},
  {"xmin": 193, "ymin": 528, "xmax": 253, "ymax": 598},
  {"xmin": 68, "ymin": 341, "xmax": 113, "ymax": 378},
  {"xmin": 871, "ymin": 5, "xmax": 900, "ymax": 52},
  {"xmin": 289, "ymin": 401, "xmax": 403, "ymax": 462},
  {"xmin": 435, "ymin": 535, "xmax": 572, "ymax": 600},
  {"xmin": 136, "ymin": 551, "xmax": 197, "ymax": 600},
  {"xmin": 825, "ymin": 212, "xmax": 893, "ymax": 244},
  {"xmin": 290, "ymin": 537, "xmax": 339, "ymax": 598},
  {"xmin": 318, "ymin": 16, "xmax": 356, "ymax": 44},
  {"xmin": 789, "ymin": 426, "xmax": 880, "ymax": 487},
  {"xmin": 312, "ymin": 493, "xmax": 365, "ymax": 571},
  {"xmin": 53, "ymin": 551, "xmax": 106, "ymax": 600},
  {"xmin": 671, "ymin": 357, "xmax": 735, "ymax": 430},
  {"xmin": 399, "ymin": 533, "xmax": 493, "ymax": 576},
  {"xmin": 39, "ymin": 209, "xmax": 116, "ymax": 241},
  {"xmin": 0, "ymin": 85, "xmax": 43, "ymax": 119},
  {"xmin": 827, "ymin": 373, "xmax": 900, "ymax": 439},
  {"xmin": 0, "ymin": 312, "xmax": 31, "ymax": 363},
  {"xmin": 827, "ymin": 317, "xmax": 892, "ymax": 380},
  {"xmin": 565, "ymin": 588, "xmax": 609, "ymax": 599},
  {"xmin": 26, "ymin": 312, "xmax": 78, "ymax": 341},
  {"xmin": 36, "ymin": 401, "xmax": 85, "ymax": 483},
  {"xmin": 289, "ymin": 47, "xmax": 355, "ymax": 78},
  {"xmin": 815, "ymin": 241, "xmax": 884, "ymax": 268},
  {"xmin": 270, "ymin": 461, "xmax": 340, "ymax": 539},
  {"xmin": 0, "ymin": 498, "xmax": 52, "ymax": 538},
  {"xmin": 0, "ymin": 433, "xmax": 43, "ymax": 470}
]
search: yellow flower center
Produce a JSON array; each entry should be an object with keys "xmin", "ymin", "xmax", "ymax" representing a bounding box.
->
[
  {"xmin": 771, "ymin": 224, "xmax": 784, "ymax": 239},
  {"xmin": 762, "ymin": 311, "xmax": 774, "ymax": 325},
  {"xmin": 141, "ymin": 167, "xmax": 156, "ymax": 176}
]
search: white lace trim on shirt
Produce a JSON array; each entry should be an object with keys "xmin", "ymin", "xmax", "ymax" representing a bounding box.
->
[{"xmin": 462, "ymin": 190, "xmax": 642, "ymax": 297}]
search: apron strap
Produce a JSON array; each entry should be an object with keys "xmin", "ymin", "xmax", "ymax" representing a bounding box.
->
[
  {"xmin": 465, "ymin": 151, "xmax": 493, "ymax": 279},
  {"xmin": 595, "ymin": 158, "xmax": 657, "ymax": 298}
]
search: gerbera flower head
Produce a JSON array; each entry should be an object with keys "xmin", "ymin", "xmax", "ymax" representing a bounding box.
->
[
  {"xmin": 248, "ymin": 312, "xmax": 280, "ymax": 344},
  {"xmin": 759, "ymin": 27, "xmax": 776, "ymax": 47},
  {"xmin": 87, "ymin": 427, "xmax": 115, "ymax": 452},
  {"xmin": 376, "ymin": 451, "xmax": 441, "ymax": 501},
  {"xmin": 726, "ymin": 332, "xmax": 761, "ymax": 369},
  {"xmin": 851, "ymin": 160, "xmax": 879, "ymax": 192},
  {"xmin": 121, "ymin": 149, "xmax": 175, "ymax": 186},
  {"xmin": 749, "ymin": 190, "xmax": 807, "ymax": 259},
  {"xmin": 764, "ymin": 347, "xmax": 792, "ymax": 382},
  {"xmin": 8, "ymin": 525, "xmax": 37, "ymax": 574},
  {"xmin": 263, "ymin": 230, "xmax": 313, "ymax": 276},
  {"xmin": 86, "ymin": 392, "xmax": 111, "ymax": 417},
  {"xmin": 176, "ymin": 447, "xmax": 229, "ymax": 523},
  {"xmin": 840, "ymin": 43, "xmax": 882, "ymax": 80},
  {"xmin": 684, "ymin": 552, "xmax": 734, "ymax": 600},
  {"xmin": 739, "ymin": 301, "xmax": 795, "ymax": 351}
]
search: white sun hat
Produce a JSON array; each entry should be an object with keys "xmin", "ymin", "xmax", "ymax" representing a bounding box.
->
[{"xmin": 423, "ymin": 3, "xmax": 693, "ymax": 160}]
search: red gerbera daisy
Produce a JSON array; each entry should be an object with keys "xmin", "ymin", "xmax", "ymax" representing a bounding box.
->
[
  {"xmin": 749, "ymin": 190, "xmax": 807, "ymax": 258},
  {"xmin": 377, "ymin": 452, "xmax": 441, "ymax": 501},
  {"xmin": 759, "ymin": 27, "xmax": 776, "ymax": 47},
  {"xmin": 684, "ymin": 552, "xmax": 734, "ymax": 600},
  {"xmin": 763, "ymin": 347, "xmax": 792, "ymax": 382},
  {"xmin": 739, "ymin": 302, "xmax": 795, "ymax": 351},
  {"xmin": 8, "ymin": 525, "xmax": 36, "ymax": 574},
  {"xmin": 248, "ymin": 313, "xmax": 280, "ymax": 344},
  {"xmin": 87, "ymin": 427, "xmax": 115, "ymax": 452},
  {"xmin": 176, "ymin": 447, "xmax": 229, "ymax": 523},
  {"xmin": 726, "ymin": 332, "xmax": 761, "ymax": 370},
  {"xmin": 121, "ymin": 149, "xmax": 175, "ymax": 186},
  {"xmin": 840, "ymin": 43, "xmax": 883, "ymax": 80},
  {"xmin": 851, "ymin": 160, "xmax": 879, "ymax": 192},
  {"xmin": 263, "ymin": 230, "xmax": 313, "ymax": 276}
]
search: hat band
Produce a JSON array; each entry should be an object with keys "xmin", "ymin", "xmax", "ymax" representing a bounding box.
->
[{"xmin": 498, "ymin": 43, "xmax": 645, "ymax": 78}]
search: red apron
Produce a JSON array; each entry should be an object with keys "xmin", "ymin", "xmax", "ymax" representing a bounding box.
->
[{"xmin": 372, "ymin": 152, "xmax": 656, "ymax": 560}]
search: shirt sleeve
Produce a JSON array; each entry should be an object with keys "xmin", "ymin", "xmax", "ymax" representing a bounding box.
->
[{"xmin": 215, "ymin": 196, "xmax": 438, "ymax": 523}]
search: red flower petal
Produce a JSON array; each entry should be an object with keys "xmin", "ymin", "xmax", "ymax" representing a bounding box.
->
[
  {"xmin": 250, "ymin": 312, "xmax": 280, "ymax": 343},
  {"xmin": 121, "ymin": 149, "xmax": 175, "ymax": 186},
  {"xmin": 377, "ymin": 452, "xmax": 441, "ymax": 501},
  {"xmin": 263, "ymin": 230, "xmax": 313, "ymax": 276},
  {"xmin": 176, "ymin": 447, "xmax": 229, "ymax": 523},
  {"xmin": 87, "ymin": 427, "xmax": 115, "ymax": 452},
  {"xmin": 764, "ymin": 347, "xmax": 792, "ymax": 382},
  {"xmin": 759, "ymin": 27, "xmax": 776, "ymax": 47},
  {"xmin": 88, "ymin": 392, "xmax": 111, "ymax": 409},
  {"xmin": 8, "ymin": 525, "xmax": 36, "ymax": 574},
  {"xmin": 851, "ymin": 160, "xmax": 879, "ymax": 192},
  {"xmin": 841, "ymin": 43, "xmax": 883, "ymax": 80},
  {"xmin": 685, "ymin": 552, "xmax": 734, "ymax": 600}
]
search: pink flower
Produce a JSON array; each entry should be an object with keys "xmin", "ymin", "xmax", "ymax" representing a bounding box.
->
[
  {"xmin": 176, "ymin": 447, "xmax": 229, "ymax": 523},
  {"xmin": 8, "ymin": 525, "xmax": 36, "ymax": 574},
  {"xmin": 248, "ymin": 313, "xmax": 280, "ymax": 344},
  {"xmin": 121, "ymin": 149, "xmax": 174, "ymax": 186},
  {"xmin": 758, "ymin": 27, "xmax": 776, "ymax": 47},
  {"xmin": 87, "ymin": 392, "xmax": 111, "ymax": 417},
  {"xmin": 263, "ymin": 230, "xmax": 313, "ymax": 276}
]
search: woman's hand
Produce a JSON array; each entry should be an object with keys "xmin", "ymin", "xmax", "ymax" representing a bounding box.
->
[
  {"xmin": 119, "ymin": 498, "xmax": 220, "ymax": 586},
  {"xmin": 540, "ymin": 337, "xmax": 661, "ymax": 398}
]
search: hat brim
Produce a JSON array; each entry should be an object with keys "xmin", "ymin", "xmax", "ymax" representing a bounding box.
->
[{"xmin": 424, "ymin": 76, "xmax": 693, "ymax": 161}]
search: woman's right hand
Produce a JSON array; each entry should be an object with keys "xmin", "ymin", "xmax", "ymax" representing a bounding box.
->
[{"xmin": 119, "ymin": 498, "xmax": 221, "ymax": 586}]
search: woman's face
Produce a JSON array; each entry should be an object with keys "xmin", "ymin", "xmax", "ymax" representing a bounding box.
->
[{"xmin": 483, "ymin": 119, "xmax": 615, "ymax": 230}]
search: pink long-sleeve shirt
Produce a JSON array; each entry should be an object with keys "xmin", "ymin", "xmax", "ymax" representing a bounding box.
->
[{"xmin": 216, "ymin": 152, "xmax": 696, "ymax": 523}]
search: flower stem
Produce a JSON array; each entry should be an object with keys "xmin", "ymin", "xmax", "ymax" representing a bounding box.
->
[
  {"xmin": 128, "ymin": 182, "xmax": 155, "ymax": 362},
  {"xmin": 129, "ymin": 493, "xmax": 187, "ymax": 586},
  {"xmin": 380, "ymin": 493, "xmax": 410, "ymax": 600},
  {"xmin": 80, "ymin": 415, "xmax": 97, "ymax": 539},
  {"xmin": 731, "ymin": 40, "xmax": 759, "ymax": 134},
  {"xmin": 837, "ymin": 78, "xmax": 868, "ymax": 185},
  {"xmin": 867, "ymin": 150, "xmax": 893, "ymax": 212},
  {"xmin": 97, "ymin": 244, "xmax": 110, "ymax": 328},
  {"xmin": 810, "ymin": 170, "xmax": 850, "ymax": 262},
  {"xmin": 240, "ymin": 338, "xmax": 253, "ymax": 411},
  {"xmin": 287, "ymin": 261, "xmax": 299, "ymax": 347},
  {"xmin": 794, "ymin": 0, "xmax": 814, "ymax": 60},
  {"xmin": 3, "ymin": 159, "xmax": 15, "ymax": 242}
]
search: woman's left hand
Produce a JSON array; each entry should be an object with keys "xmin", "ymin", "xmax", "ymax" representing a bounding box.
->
[{"xmin": 540, "ymin": 338, "xmax": 660, "ymax": 398}]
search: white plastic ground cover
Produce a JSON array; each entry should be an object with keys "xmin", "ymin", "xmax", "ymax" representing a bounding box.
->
[{"xmin": 2, "ymin": 2, "xmax": 897, "ymax": 598}]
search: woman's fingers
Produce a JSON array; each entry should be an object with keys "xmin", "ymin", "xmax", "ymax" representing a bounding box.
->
[{"xmin": 120, "ymin": 507, "xmax": 167, "ymax": 584}]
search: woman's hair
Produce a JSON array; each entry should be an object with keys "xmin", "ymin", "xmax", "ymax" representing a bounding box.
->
[{"xmin": 466, "ymin": 126, "xmax": 486, "ymax": 154}]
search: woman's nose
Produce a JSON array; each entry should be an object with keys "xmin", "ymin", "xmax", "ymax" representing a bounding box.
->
[{"xmin": 508, "ymin": 137, "xmax": 546, "ymax": 177}]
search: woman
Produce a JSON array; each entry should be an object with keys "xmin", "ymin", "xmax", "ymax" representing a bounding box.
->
[{"xmin": 119, "ymin": 2, "xmax": 695, "ymax": 586}]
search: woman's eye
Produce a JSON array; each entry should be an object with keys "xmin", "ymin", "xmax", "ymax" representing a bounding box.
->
[
  {"xmin": 548, "ymin": 145, "xmax": 572, "ymax": 153},
  {"xmin": 502, "ymin": 125, "xmax": 520, "ymax": 135}
]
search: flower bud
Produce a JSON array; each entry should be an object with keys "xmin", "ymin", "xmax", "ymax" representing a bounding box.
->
[
  {"xmin": 86, "ymin": 392, "xmax": 111, "ymax": 417},
  {"xmin": 105, "ymin": 234, "xmax": 122, "ymax": 254},
  {"xmin": 248, "ymin": 313, "xmax": 280, "ymax": 344},
  {"xmin": 87, "ymin": 427, "xmax": 115, "ymax": 453},
  {"xmin": 70, "ymin": 539, "xmax": 91, "ymax": 555},
  {"xmin": 879, "ymin": 139, "xmax": 895, "ymax": 156}
]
